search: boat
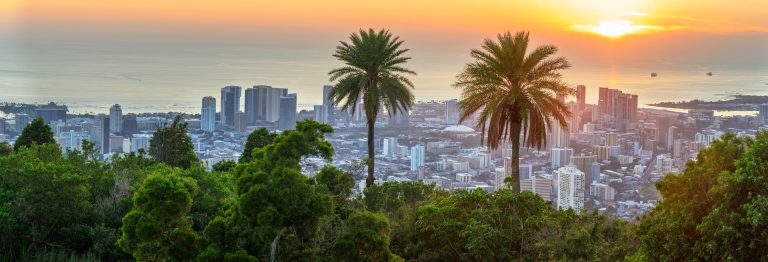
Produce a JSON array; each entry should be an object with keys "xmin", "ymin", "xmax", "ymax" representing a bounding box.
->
[
  {"xmin": 707, "ymin": 72, "xmax": 713, "ymax": 76},
  {"xmin": 651, "ymin": 72, "xmax": 658, "ymax": 77}
]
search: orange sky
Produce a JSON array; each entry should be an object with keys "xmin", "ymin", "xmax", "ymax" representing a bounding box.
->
[
  {"xmin": 1, "ymin": 0, "xmax": 766, "ymax": 109},
  {"xmin": 4, "ymin": 0, "xmax": 768, "ymax": 38}
]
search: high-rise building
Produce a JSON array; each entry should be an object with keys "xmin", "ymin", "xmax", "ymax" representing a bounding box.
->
[
  {"xmin": 389, "ymin": 107, "xmax": 409, "ymax": 126},
  {"xmin": 353, "ymin": 101, "xmax": 365, "ymax": 123},
  {"xmin": 521, "ymin": 177, "xmax": 552, "ymax": 201},
  {"xmin": 550, "ymin": 121, "xmax": 570, "ymax": 148},
  {"xmin": 220, "ymin": 86, "xmax": 241, "ymax": 126},
  {"xmin": 570, "ymin": 155, "xmax": 597, "ymax": 190},
  {"xmin": 410, "ymin": 144, "xmax": 425, "ymax": 172},
  {"xmin": 667, "ymin": 126, "xmax": 677, "ymax": 152},
  {"xmin": 577, "ymin": 85, "xmax": 586, "ymax": 113},
  {"xmin": 314, "ymin": 105, "xmax": 326, "ymax": 123},
  {"xmin": 122, "ymin": 115, "xmax": 138, "ymax": 135},
  {"xmin": 597, "ymin": 87, "xmax": 638, "ymax": 131},
  {"xmin": 556, "ymin": 165, "xmax": 585, "ymax": 212},
  {"xmin": 278, "ymin": 93, "xmax": 297, "ymax": 130},
  {"xmin": 519, "ymin": 163, "xmax": 533, "ymax": 180},
  {"xmin": 92, "ymin": 114, "xmax": 110, "ymax": 155},
  {"xmin": 35, "ymin": 102, "xmax": 68, "ymax": 124},
  {"xmin": 234, "ymin": 112, "xmax": 248, "ymax": 133},
  {"xmin": 322, "ymin": 85, "xmax": 334, "ymax": 123},
  {"xmin": 550, "ymin": 147, "xmax": 573, "ymax": 169},
  {"xmin": 759, "ymin": 103, "xmax": 768, "ymax": 122},
  {"xmin": 445, "ymin": 99, "xmax": 460, "ymax": 125},
  {"xmin": 201, "ymin": 96, "xmax": 216, "ymax": 132},
  {"xmin": 382, "ymin": 137, "xmax": 397, "ymax": 159},
  {"xmin": 244, "ymin": 88, "xmax": 259, "ymax": 124},
  {"xmin": 605, "ymin": 132, "xmax": 618, "ymax": 146},
  {"xmin": 109, "ymin": 104, "xmax": 123, "ymax": 133},
  {"xmin": 591, "ymin": 162, "xmax": 601, "ymax": 184}
]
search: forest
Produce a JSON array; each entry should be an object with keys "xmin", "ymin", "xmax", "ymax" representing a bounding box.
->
[{"xmin": 2, "ymin": 118, "xmax": 768, "ymax": 261}]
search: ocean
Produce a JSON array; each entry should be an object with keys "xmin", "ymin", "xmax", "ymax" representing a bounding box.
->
[{"xmin": 2, "ymin": 39, "xmax": 767, "ymax": 115}]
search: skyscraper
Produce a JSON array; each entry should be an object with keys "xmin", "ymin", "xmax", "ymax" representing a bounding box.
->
[
  {"xmin": 92, "ymin": 114, "xmax": 110, "ymax": 155},
  {"xmin": 550, "ymin": 147, "xmax": 573, "ymax": 169},
  {"xmin": 201, "ymin": 96, "xmax": 216, "ymax": 132},
  {"xmin": 234, "ymin": 112, "xmax": 247, "ymax": 133},
  {"xmin": 389, "ymin": 107, "xmax": 409, "ymax": 126},
  {"xmin": 353, "ymin": 101, "xmax": 365, "ymax": 123},
  {"xmin": 444, "ymin": 99, "xmax": 459, "ymax": 125},
  {"xmin": 598, "ymin": 87, "xmax": 638, "ymax": 131},
  {"xmin": 278, "ymin": 93, "xmax": 297, "ymax": 130},
  {"xmin": 220, "ymin": 86, "xmax": 241, "ymax": 126},
  {"xmin": 570, "ymin": 154, "xmax": 597, "ymax": 190},
  {"xmin": 109, "ymin": 104, "xmax": 123, "ymax": 133},
  {"xmin": 122, "ymin": 115, "xmax": 138, "ymax": 135},
  {"xmin": 550, "ymin": 121, "xmax": 570, "ymax": 148},
  {"xmin": 760, "ymin": 103, "xmax": 768, "ymax": 122},
  {"xmin": 556, "ymin": 165, "xmax": 585, "ymax": 212},
  {"xmin": 313, "ymin": 105, "xmax": 326, "ymax": 123},
  {"xmin": 591, "ymin": 162, "xmax": 601, "ymax": 184},
  {"xmin": 519, "ymin": 163, "xmax": 533, "ymax": 180},
  {"xmin": 577, "ymin": 85, "xmax": 586, "ymax": 113},
  {"xmin": 322, "ymin": 85, "xmax": 334, "ymax": 123},
  {"xmin": 410, "ymin": 144, "xmax": 424, "ymax": 172},
  {"xmin": 244, "ymin": 87, "xmax": 259, "ymax": 125}
]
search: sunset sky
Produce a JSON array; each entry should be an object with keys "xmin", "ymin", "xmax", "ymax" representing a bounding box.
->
[{"xmin": 1, "ymin": 0, "xmax": 766, "ymax": 113}]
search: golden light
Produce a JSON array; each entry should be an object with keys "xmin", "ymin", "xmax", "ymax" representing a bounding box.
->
[{"xmin": 572, "ymin": 20, "xmax": 664, "ymax": 38}]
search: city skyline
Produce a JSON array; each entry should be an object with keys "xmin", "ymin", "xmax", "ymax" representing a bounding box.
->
[{"xmin": 1, "ymin": 1, "xmax": 767, "ymax": 114}]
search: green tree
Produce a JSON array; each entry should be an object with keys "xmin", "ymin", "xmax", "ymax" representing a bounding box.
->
[
  {"xmin": 315, "ymin": 165, "xmax": 355, "ymax": 201},
  {"xmin": 118, "ymin": 171, "xmax": 200, "ymax": 261},
  {"xmin": 148, "ymin": 115, "xmax": 198, "ymax": 168},
  {"xmin": 636, "ymin": 133, "xmax": 750, "ymax": 260},
  {"xmin": 200, "ymin": 120, "xmax": 334, "ymax": 261},
  {"xmin": 454, "ymin": 31, "xmax": 574, "ymax": 193},
  {"xmin": 212, "ymin": 160, "xmax": 236, "ymax": 172},
  {"xmin": 328, "ymin": 28, "xmax": 416, "ymax": 186},
  {"xmin": 0, "ymin": 144, "xmax": 95, "ymax": 255},
  {"xmin": 13, "ymin": 117, "xmax": 56, "ymax": 151},
  {"xmin": 0, "ymin": 141, "xmax": 11, "ymax": 156},
  {"xmin": 239, "ymin": 128, "xmax": 276, "ymax": 163},
  {"xmin": 331, "ymin": 211, "xmax": 400, "ymax": 262},
  {"xmin": 695, "ymin": 132, "xmax": 768, "ymax": 260}
]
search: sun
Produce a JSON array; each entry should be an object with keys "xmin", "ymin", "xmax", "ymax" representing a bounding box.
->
[{"xmin": 572, "ymin": 20, "xmax": 663, "ymax": 38}]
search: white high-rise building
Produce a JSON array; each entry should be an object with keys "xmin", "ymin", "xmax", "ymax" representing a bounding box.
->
[
  {"xmin": 314, "ymin": 105, "xmax": 326, "ymax": 123},
  {"xmin": 550, "ymin": 147, "xmax": 573, "ymax": 169},
  {"xmin": 550, "ymin": 121, "xmax": 570, "ymax": 148},
  {"xmin": 131, "ymin": 134, "xmax": 152, "ymax": 153},
  {"xmin": 410, "ymin": 144, "xmax": 425, "ymax": 172},
  {"xmin": 109, "ymin": 104, "xmax": 123, "ymax": 133},
  {"xmin": 444, "ymin": 99, "xmax": 459, "ymax": 125},
  {"xmin": 201, "ymin": 96, "xmax": 216, "ymax": 132},
  {"xmin": 556, "ymin": 165, "xmax": 585, "ymax": 212},
  {"xmin": 382, "ymin": 137, "xmax": 397, "ymax": 159},
  {"xmin": 353, "ymin": 101, "xmax": 365, "ymax": 123}
]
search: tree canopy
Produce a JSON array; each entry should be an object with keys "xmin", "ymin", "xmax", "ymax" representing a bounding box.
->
[
  {"xmin": 148, "ymin": 115, "xmax": 198, "ymax": 168},
  {"xmin": 13, "ymin": 117, "xmax": 56, "ymax": 151}
]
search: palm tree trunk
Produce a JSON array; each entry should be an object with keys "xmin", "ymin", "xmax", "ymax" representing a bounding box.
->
[
  {"xmin": 509, "ymin": 122, "xmax": 522, "ymax": 193},
  {"xmin": 366, "ymin": 120, "xmax": 376, "ymax": 187}
]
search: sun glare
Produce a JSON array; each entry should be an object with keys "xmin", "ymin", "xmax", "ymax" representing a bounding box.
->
[{"xmin": 572, "ymin": 20, "xmax": 663, "ymax": 38}]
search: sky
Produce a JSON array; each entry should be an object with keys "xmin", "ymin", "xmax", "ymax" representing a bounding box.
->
[{"xmin": 1, "ymin": 0, "xmax": 766, "ymax": 113}]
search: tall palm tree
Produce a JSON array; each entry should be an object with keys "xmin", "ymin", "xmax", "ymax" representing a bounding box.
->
[
  {"xmin": 328, "ymin": 29, "xmax": 416, "ymax": 186},
  {"xmin": 455, "ymin": 31, "xmax": 575, "ymax": 193}
]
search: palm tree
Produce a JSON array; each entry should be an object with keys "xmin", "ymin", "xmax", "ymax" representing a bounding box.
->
[
  {"xmin": 455, "ymin": 31, "xmax": 575, "ymax": 193},
  {"xmin": 328, "ymin": 29, "xmax": 416, "ymax": 186}
]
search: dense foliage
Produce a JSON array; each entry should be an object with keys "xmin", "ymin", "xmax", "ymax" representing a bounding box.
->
[
  {"xmin": 2, "ymin": 121, "xmax": 768, "ymax": 261},
  {"xmin": 14, "ymin": 117, "xmax": 56, "ymax": 151},
  {"xmin": 149, "ymin": 115, "xmax": 198, "ymax": 169}
]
